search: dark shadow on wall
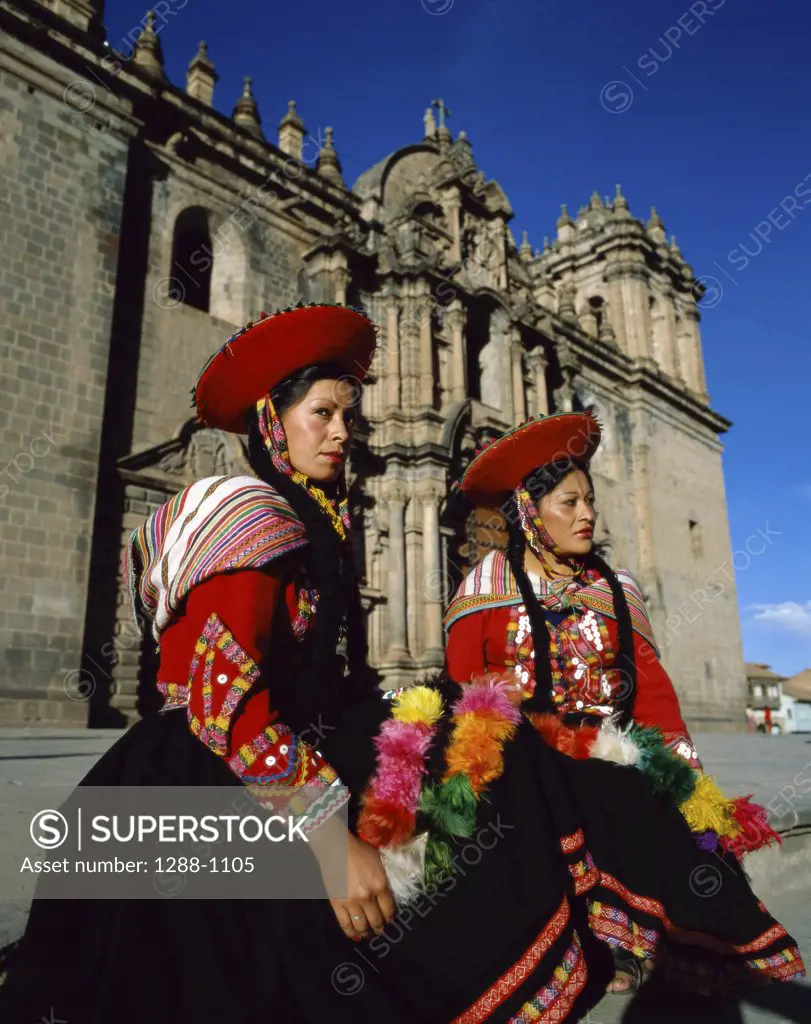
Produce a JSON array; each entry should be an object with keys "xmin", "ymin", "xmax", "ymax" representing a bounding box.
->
[{"xmin": 82, "ymin": 138, "xmax": 165, "ymax": 729}]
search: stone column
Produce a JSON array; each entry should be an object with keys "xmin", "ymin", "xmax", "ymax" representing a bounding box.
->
[
  {"xmin": 510, "ymin": 330, "xmax": 526, "ymax": 425},
  {"xmin": 333, "ymin": 266, "xmax": 350, "ymax": 306},
  {"xmin": 385, "ymin": 486, "xmax": 409, "ymax": 661},
  {"xmin": 415, "ymin": 280, "xmax": 435, "ymax": 408},
  {"xmin": 443, "ymin": 188, "xmax": 462, "ymax": 263},
  {"xmin": 384, "ymin": 294, "xmax": 401, "ymax": 410},
  {"xmin": 661, "ymin": 289, "xmax": 682, "ymax": 379},
  {"xmin": 527, "ymin": 348, "xmax": 549, "ymax": 416},
  {"xmin": 632, "ymin": 441, "xmax": 657, "ymax": 612},
  {"xmin": 445, "ymin": 299, "xmax": 467, "ymax": 403},
  {"xmin": 683, "ymin": 307, "xmax": 708, "ymax": 397},
  {"xmin": 419, "ymin": 484, "xmax": 445, "ymax": 668}
]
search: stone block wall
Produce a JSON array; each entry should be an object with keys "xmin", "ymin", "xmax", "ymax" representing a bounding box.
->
[{"xmin": 0, "ymin": 49, "xmax": 129, "ymax": 722}]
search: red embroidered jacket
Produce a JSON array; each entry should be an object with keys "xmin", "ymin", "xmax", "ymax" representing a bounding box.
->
[
  {"xmin": 156, "ymin": 562, "xmax": 348, "ymax": 829},
  {"xmin": 445, "ymin": 603, "xmax": 701, "ymax": 768}
]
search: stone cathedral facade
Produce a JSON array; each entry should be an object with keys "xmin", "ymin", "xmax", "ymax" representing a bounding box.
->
[{"xmin": 0, "ymin": 0, "xmax": 747, "ymax": 728}]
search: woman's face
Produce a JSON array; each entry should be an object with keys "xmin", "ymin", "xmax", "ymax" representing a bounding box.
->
[
  {"xmin": 280, "ymin": 378, "xmax": 357, "ymax": 484},
  {"xmin": 537, "ymin": 468, "xmax": 597, "ymax": 557}
]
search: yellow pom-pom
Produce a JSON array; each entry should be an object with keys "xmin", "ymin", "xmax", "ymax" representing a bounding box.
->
[
  {"xmin": 679, "ymin": 772, "xmax": 741, "ymax": 837},
  {"xmin": 392, "ymin": 685, "xmax": 444, "ymax": 726}
]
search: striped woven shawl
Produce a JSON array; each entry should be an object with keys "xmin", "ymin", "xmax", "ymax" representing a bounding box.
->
[
  {"xmin": 443, "ymin": 550, "xmax": 659, "ymax": 654},
  {"xmin": 123, "ymin": 475, "xmax": 308, "ymax": 640}
]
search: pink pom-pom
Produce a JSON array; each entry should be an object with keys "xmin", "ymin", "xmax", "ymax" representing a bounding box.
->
[
  {"xmin": 454, "ymin": 676, "xmax": 522, "ymax": 725},
  {"xmin": 375, "ymin": 719, "xmax": 433, "ymax": 761},
  {"xmin": 373, "ymin": 759, "xmax": 425, "ymax": 809},
  {"xmin": 369, "ymin": 720, "xmax": 434, "ymax": 812}
]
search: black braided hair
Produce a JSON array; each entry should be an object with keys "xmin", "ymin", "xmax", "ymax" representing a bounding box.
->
[
  {"xmin": 502, "ymin": 460, "xmax": 637, "ymax": 723},
  {"xmin": 244, "ymin": 364, "xmax": 374, "ymax": 730}
]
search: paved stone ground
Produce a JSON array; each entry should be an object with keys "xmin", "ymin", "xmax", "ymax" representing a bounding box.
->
[{"xmin": 1, "ymin": 728, "xmax": 810, "ymax": 1022}]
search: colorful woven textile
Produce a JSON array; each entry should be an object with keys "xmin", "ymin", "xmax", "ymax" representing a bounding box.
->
[
  {"xmin": 123, "ymin": 474, "xmax": 308, "ymax": 639},
  {"xmin": 444, "ymin": 550, "xmax": 659, "ymax": 653}
]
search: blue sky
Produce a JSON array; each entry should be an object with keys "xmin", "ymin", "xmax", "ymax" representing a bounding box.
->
[{"xmin": 106, "ymin": 0, "xmax": 811, "ymax": 677}]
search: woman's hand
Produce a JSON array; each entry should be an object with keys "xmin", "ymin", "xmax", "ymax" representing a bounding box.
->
[
  {"xmin": 330, "ymin": 831, "xmax": 396, "ymax": 940},
  {"xmin": 309, "ymin": 815, "xmax": 396, "ymax": 940}
]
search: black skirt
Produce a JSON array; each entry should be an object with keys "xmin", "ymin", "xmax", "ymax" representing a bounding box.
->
[{"xmin": 0, "ymin": 697, "xmax": 802, "ymax": 1024}]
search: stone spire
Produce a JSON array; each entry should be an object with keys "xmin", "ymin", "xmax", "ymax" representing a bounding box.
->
[
  {"xmin": 519, "ymin": 230, "xmax": 533, "ymax": 260},
  {"xmin": 556, "ymin": 204, "xmax": 575, "ymax": 243},
  {"xmin": 132, "ymin": 11, "xmax": 166, "ymax": 80},
  {"xmin": 186, "ymin": 41, "xmax": 218, "ymax": 107},
  {"xmin": 669, "ymin": 235, "xmax": 685, "ymax": 263},
  {"xmin": 423, "ymin": 105, "xmax": 437, "ymax": 140},
  {"xmin": 613, "ymin": 183, "xmax": 630, "ymax": 217},
  {"xmin": 278, "ymin": 100, "xmax": 305, "ymax": 161},
  {"xmin": 589, "ymin": 191, "xmax": 603, "ymax": 211},
  {"xmin": 647, "ymin": 206, "xmax": 666, "ymax": 244},
  {"xmin": 316, "ymin": 127, "xmax": 344, "ymax": 186},
  {"xmin": 232, "ymin": 77, "xmax": 262, "ymax": 137}
]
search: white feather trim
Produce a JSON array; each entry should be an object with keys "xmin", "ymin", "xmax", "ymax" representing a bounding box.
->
[
  {"xmin": 381, "ymin": 832, "xmax": 428, "ymax": 907},
  {"xmin": 590, "ymin": 717, "xmax": 642, "ymax": 767}
]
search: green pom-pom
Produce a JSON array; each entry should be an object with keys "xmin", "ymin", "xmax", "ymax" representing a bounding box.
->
[
  {"xmin": 628, "ymin": 723, "xmax": 664, "ymax": 754},
  {"xmin": 640, "ymin": 745, "xmax": 696, "ymax": 804},
  {"xmin": 424, "ymin": 835, "xmax": 455, "ymax": 886},
  {"xmin": 419, "ymin": 774, "xmax": 477, "ymax": 838}
]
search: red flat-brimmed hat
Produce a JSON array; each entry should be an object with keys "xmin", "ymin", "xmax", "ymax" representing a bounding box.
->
[
  {"xmin": 192, "ymin": 303, "xmax": 378, "ymax": 433},
  {"xmin": 461, "ymin": 412, "xmax": 601, "ymax": 506}
]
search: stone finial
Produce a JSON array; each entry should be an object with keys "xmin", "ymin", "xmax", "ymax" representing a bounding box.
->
[
  {"xmin": 316, "ymin": 126, "xmax": 344, "ymax": 186},
  {"xmin": 613, "ymin": 183, "xmax": 630, "ymax": 216},
  {"xmin": 669, "ymin": 235, "xmax": 685, "ymax": 262},
  {"xmin": 647, "ymin": 206, "xmax": 666, "ymax": 244},
  {"xmin": 519, "ymin": 230, "xmax": 533, "ymax": 260},
  {"xmin": 589, "ymin": 191, "xmax": 603, "ymax": 211},
  {"xmin": 543, "ymin": 236, "xmax": 552, "ymax": 253},
  {"xmin": 278, "ymin": 100, "xmax": 305, "ymax": 160},
  {"xmin": 557, "ymin": 204, "xmax": 575, "ymax": 243},
  {"xmin": 186, "ymin": 41, "xmax": 218, "ymax": 106},
  {"xmin": 132, "ymin": 11, "xmax": 167, "ymax": 80},
  {"xmin": 423, "ymin": 106, "xmax": 437, "ymax": 139},
  {"xmin": 232, "ymin": 77, "xmax": 262, "ymax": 137}
]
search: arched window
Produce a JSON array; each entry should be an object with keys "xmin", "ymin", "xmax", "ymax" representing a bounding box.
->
[{"xmin": 170, "ymin": 207, "xmax": 212, "ymax": 312}]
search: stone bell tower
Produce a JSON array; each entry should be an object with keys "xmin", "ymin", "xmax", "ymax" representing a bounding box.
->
[{"xmin": 531, "ymin": 186, "xmax": 743, "ymax": 727}]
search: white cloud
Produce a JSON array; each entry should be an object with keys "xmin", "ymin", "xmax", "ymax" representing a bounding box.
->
[{"xmin": 749, "ymin": 601, "xmax": 811, "ymax": 637}]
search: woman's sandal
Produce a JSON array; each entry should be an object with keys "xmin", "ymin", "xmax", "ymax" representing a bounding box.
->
[{"xmin": 607, "ymin": 947, "xmax": 651, "ymax": 994}]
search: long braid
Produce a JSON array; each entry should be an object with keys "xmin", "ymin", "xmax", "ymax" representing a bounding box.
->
[
  {"xmin": 246, "ymin": 419, "xmax": 372, "ymax": 729},
  {"xmin": 584, "ymin": 551, "xmax": 637, "ymax": 723}
]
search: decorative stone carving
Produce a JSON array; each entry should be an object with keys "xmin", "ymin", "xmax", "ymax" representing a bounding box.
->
[{"xmin": 157, "ymin": 428, "xmax": 253, "ymax": 483}]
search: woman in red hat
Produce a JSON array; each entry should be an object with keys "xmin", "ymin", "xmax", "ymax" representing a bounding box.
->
[
  {"xmin": 433, "ymin": 411, "xmax": 804, "ymax": 1005},
  {"xmin": 0, "ymin": 304, "xmax": 408, "ymax": 1022}
]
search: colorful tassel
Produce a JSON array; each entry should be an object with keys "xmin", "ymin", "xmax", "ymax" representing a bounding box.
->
[
  {"xmin": 357, "ymin": 685, "xmax": 444, "ymax": 851},
  {"xmin": 721, "ymin": 795, "xmax": 783, "ymax": 856},
  {"xmin": 679, "ymin": 772, "xmax": 740, "ymax": 837}
]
